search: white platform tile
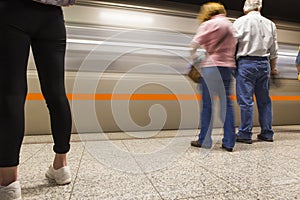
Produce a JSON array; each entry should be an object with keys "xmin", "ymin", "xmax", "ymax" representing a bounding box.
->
[
  {"xmin": 72, "ymin": 157, "xmax": 160, "ymax": 199},
  {"xmin": 263, "ymin": 156, "xmax": 300, "ymax": 179},
  {"xmin": 18, "ymin": 142, "xmax": 84, "ymax": 200},
  {"xmin": 21, "ymin": 142, "xmax": 84, "ymax": 165},
  {"xmin": 253, "ymin": 184, "xmax": 300, "ymax": 199},
  {"xmin": 19, "ymin": 144, "xmax": 82, "ymax": 181},
  {"xmin": 273, "ymin": 143, "xmax": 300, "ymax": 160},
  {"xmin": 71, "ymin": 179, "xmax": 162, "ymax": 200},
  {"xmin": 16, "ymin": 127, "xmax": 300, "ymax": 200},
  {"xmin": 187, "ymin": 145, "xmax": 300, "ymax": 191},
  {"xmin": 122, "ymin": 138, "xmax": 170, "ymax": 154},
  {"xmin": 21, "ymin": 182, "xmax": 72, "ymax": 200},
  {"xmin": 19, "ymin": 163, "xmax": 74, "ymax": 200},
  {"xmin": 179, "ymin": 190, "xmax": 256, "ymax": 200},
  {"xmin": 226, "ymin": 163, "xmax": 294, "ymax": 189},
  {"xmin": 81, "ymin": 140, "xmax": 145, "ymax": 174},
  {"xmin": 179, "ymin": 184, "xmax": 300, "ymax": 200},
  {"xmin": 77, "ymin": 151, "xmax": 140, "ymax": 177},
  {"xmin": 20, "ymin": 143, "xmax": 47, "ymax": 164},
  {"xmin": 184, "ymin": 147, "xmax": 242, "ymax": 164},
  {"xmin": 146, "ymin": 158, "xmax": 238, "ymax": 199},
  {"xmin": 74, "ymin": 148, "xmax": 167, "ymax": 199}
]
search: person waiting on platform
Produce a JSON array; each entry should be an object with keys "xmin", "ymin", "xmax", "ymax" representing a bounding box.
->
[
  {"xmin": 190, "ymin": 2, "xmax": 237, "ymax": 152},
  {"xmin": 233, "ymin": 0, "xmax": 279, "ymax": 144},
  {"xmin": 0, "ymin": 1, "xmax": 73, "ymax": 199},
  {"xmin": 296, "ymin": 46, "xmax": 300, "ymax": 81}
]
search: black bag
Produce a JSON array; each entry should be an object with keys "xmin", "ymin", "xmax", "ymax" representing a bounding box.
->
[{"xmin": 188, "ymin": 65, "xmax": 202, "ymax": 83}]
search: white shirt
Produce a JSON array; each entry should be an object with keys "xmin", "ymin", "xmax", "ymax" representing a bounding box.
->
[{"xmin": 233, "ymin": 11, "xmax": 278, "ymax": 60}]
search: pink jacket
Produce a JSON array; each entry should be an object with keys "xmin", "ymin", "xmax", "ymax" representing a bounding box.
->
[{"xmin": 192, "ymin": 14, "xmax": 237, "ymax": 68}]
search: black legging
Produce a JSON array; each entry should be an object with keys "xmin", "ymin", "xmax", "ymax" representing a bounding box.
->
[{"xmin": 0, "ymin": 1, "xmax": 71, "ymax": 167}]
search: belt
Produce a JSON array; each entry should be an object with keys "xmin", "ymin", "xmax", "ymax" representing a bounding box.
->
[{"xmin": 238, "ymin": 56, "xmax": 268, "ymax": 61}]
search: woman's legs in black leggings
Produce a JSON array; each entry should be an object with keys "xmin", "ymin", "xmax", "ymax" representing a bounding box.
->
[
  {"xmin": 0, "ymin": 3, "xmax": 31, "ymax": 185},
  {"xmin": 31, "ymin": 13, "xmax": 71, "ymax": 155},
  {"xmin": 0, "ymin": 21, "xmax": 31, "ymax": 168},
  {"xmin": 0, "ymin": 2, "xmax": 71, "ymax": 169}
]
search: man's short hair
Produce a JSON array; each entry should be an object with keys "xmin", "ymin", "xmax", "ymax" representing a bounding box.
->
[{"xmin": 243, "ymin": 0, "xmax": 262, "ymax": 12}]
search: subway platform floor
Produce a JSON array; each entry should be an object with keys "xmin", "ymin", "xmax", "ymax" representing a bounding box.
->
[{"xmin": 19, "ymin": 125, "xmax": 300, "ymax": 200}]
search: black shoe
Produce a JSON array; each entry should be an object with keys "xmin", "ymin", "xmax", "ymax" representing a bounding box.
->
[
  {"xmin": 257, "ymin": 134, "xmax": 274, "ymax": 142},
  {"xmin": 190, "ymin": 141, "xmax": 211, "ymax": 149},
  {"xmin": 221, "ymin": 144, "xmax": 233, "ymax": 152},
  {"xmin": 191, "ymin": 140, "xmax": 201, "ymax": 148},
  {"xmin": 236, "ymin": 136, "xmax": 252, "ymax": 144}
]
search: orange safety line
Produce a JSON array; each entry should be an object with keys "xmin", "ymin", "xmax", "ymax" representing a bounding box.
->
[
  {"xmin": 26, "ymin": 93, "xmax": 45, "ymax": 100},
  {"xmin": 26, "ymin": 93, "xmax": 300, "ymax": 101},
  {"xmin": 26, "ymin": 93, "xmax": 201, "ymax": 100},
  {"xmin": 270, "ymin": 96, "xmax": 300, "ymax": 101}
]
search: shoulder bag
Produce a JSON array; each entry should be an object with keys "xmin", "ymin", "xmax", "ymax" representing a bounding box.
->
[
  {"xmin": 188, "ymin": 64, "xmax": 202, "ymax": 83},
  {"xmin": 188, "ymin": 52, "xmax": 206, "ymax": 83}
]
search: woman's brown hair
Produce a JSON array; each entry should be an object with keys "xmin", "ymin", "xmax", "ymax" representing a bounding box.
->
[{"xmin": 197, "ymin": 2, "xmax": 227, "ymax": 23}]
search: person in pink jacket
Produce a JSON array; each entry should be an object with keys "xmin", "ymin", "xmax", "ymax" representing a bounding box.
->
[{"xmin": 190, "ymin": 2, "xmax": 237, "ymax": 152}]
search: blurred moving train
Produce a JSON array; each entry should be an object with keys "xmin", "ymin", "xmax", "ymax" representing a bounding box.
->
[{"xmin": 25, "ymin": 0, "xmax": 300, "ymax": 135}]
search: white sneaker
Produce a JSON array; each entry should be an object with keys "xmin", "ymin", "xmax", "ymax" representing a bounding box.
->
[
  {"xmin": 45, "ymin": 165, "xmax": 71, "ymax": 185},
  {"xmin": 0, "ymin": 181, "xmax": 22, "ymax": 200}
]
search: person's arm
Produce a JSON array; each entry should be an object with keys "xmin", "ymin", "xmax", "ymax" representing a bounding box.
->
[
  {"xmin": 270, "ymin": 57, "xmax": 279, "ymax": 75},
  {"xmin": 190, "ymin": 42, "xmax": 207, "ymax": 65},
  {"xmin": 297, "ymin": 63, "xmax": 300, "ymax": 73},
  {"xmin": 232, "ymin": 19, "xmax": 243, "ymax": 60},
  {"xmin": 190, "ymin": 42, "xmax": 200, "ymax": 60},
  {"xmin": 190, "ymin": 24, "xmax": 208, "ymax": 63},
  {"xmin": 269, "ymin": 22, "xmax": 279, "ymax": 76}
]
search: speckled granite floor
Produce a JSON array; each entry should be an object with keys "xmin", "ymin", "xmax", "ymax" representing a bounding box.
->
[{"xmin": 19, "ymin": 125, "xmax": 300, "ymax": 199}]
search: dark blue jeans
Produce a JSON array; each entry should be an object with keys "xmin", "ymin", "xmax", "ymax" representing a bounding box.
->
[
  {"xmin": 236, "ymin": 57, "xmax": 274, "ymax": 140},
  {"xmin": 198, "ymin": 67, "xmax": 236, "ymax": 148}
]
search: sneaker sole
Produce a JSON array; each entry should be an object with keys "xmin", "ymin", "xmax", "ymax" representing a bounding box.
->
[
  {"xmin": 45, "ymin": 172, "xmax": 71, "ymax": 185},
  {"xmin": 257, "ymin": 135, "xmax": 274, "ymax": 142},
  {"xmin": 236, "ymin": 138, "xmax": 252, "ymax": 144}
]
